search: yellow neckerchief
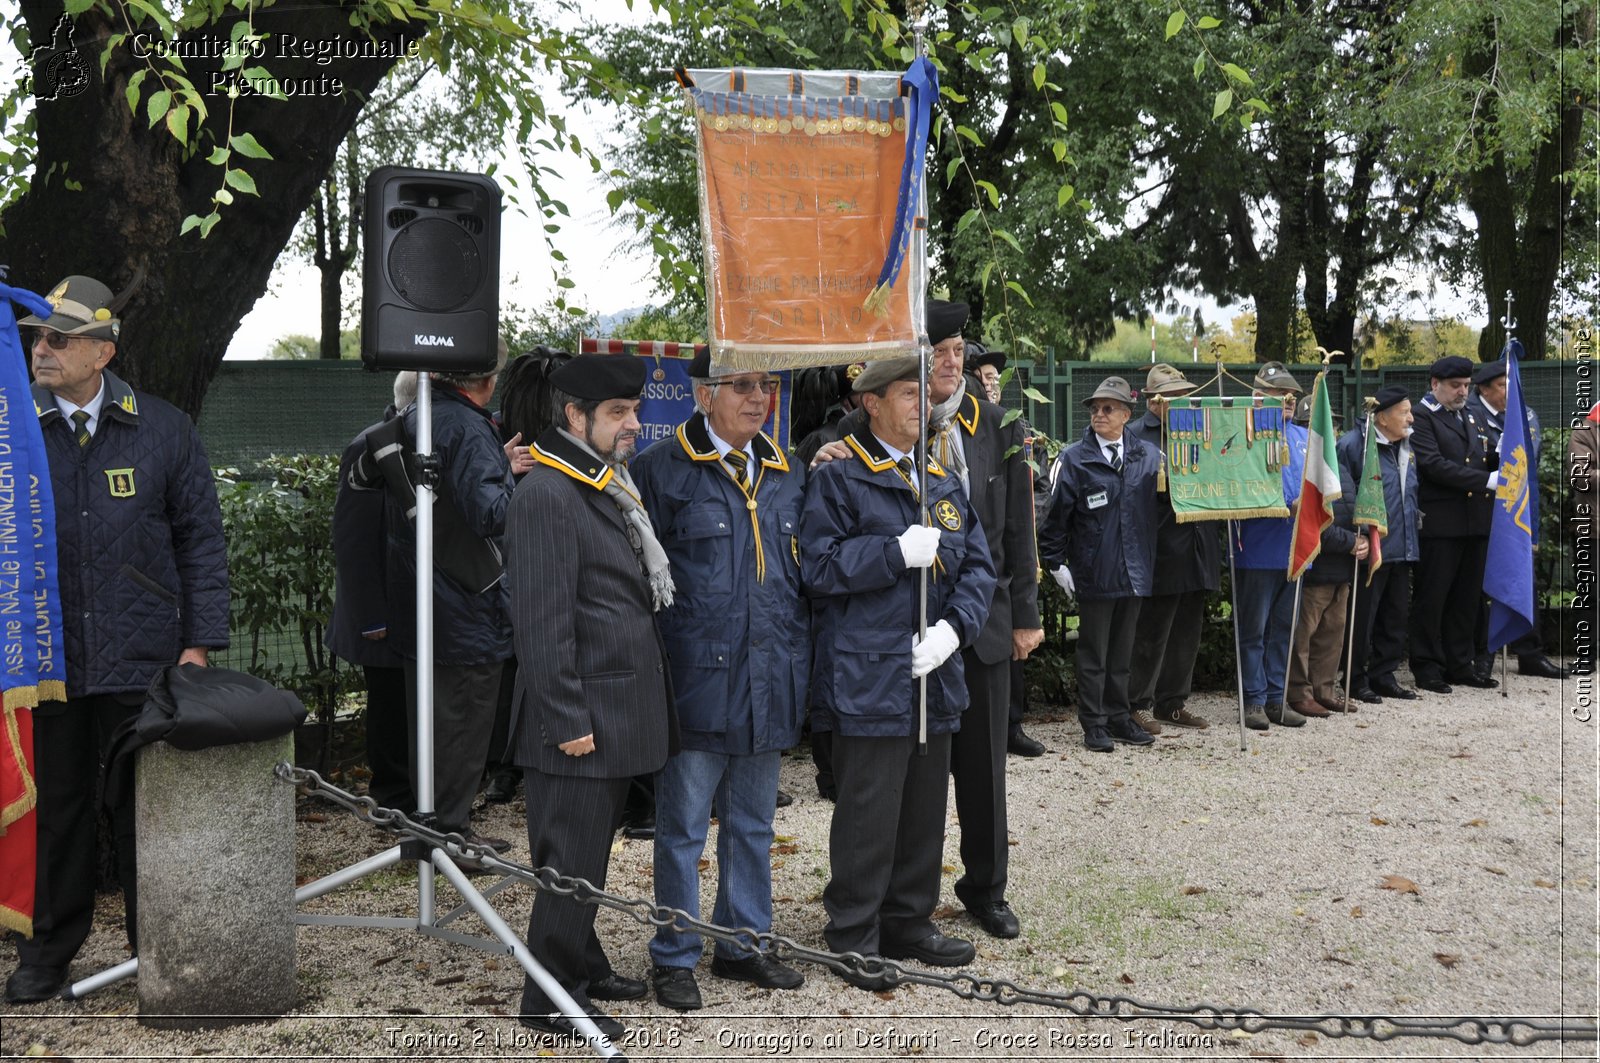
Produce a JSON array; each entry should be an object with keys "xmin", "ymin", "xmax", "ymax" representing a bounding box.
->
[{"xmin": 675, "ymin": 415, "xmax": 790, "ymax": 582}]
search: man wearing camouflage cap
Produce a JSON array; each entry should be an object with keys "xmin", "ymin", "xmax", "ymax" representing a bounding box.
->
[
  {"xmin": 1038, "ymin": 376, "xmax": 1161, "ymax": 752},
  {"xmin": 1232, "ymin": 363, "xmax": 1309, "ymax": 730},
  {"xmin": 1123, "ymin": 364, "xmax": 1221, "ymax": 733},
  {"xmin": 7, "ymin": 275, "xmax": 229, "ymax": 1004}
]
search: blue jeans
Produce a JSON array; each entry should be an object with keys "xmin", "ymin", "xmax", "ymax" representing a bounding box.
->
[
  {"xmin": 649, "ymin": 747, "xmax": 782, "ymax": 969},
  {"xmin": 1235, "ymin": 568, "xmax": 1296, "ymax": 706}
]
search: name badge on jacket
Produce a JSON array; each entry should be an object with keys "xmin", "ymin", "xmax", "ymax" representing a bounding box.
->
[{"xmin": 1086, "ymin": 489, "xmax": 1108, "ymax": 510}]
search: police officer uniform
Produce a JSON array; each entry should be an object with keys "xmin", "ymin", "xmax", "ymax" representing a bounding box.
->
[{"xmin": 1410, "ymin": 355, "xmax": 1497, "ymax": 691}]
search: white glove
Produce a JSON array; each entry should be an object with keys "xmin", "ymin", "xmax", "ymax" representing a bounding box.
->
[
  {"xmin": 897, "ymin": 524, "xmax": 942, "ymax": 569},
  {"xmin": 1486, "ymin": 470, "xmax": 1501, "ymax": 489},
  {"xmin": 1051, "ymin": 565, "xmax": 1076, "ymax": 597},
  {"xmin": 911, "ymin": 620, "xmax": 960, "ymax": 677}
]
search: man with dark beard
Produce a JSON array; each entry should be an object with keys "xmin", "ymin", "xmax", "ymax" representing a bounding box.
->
[{"xmin": 506, "ymin": 354, "xmax": 677, "ymax": 1042}]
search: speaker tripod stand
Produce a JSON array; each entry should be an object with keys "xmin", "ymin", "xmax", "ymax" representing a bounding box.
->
[{"xmin": 67, "ymin": 375, "xmax": 622, "ymax": 1059}]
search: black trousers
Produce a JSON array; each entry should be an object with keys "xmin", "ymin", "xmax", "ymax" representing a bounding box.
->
[
  {"xmin": 1075, "ymin": 597, "xmax": 1143, "ymax": 729},
  {"xmin": 1008, "ymin": 659, "xmax": 1028, "ymax": 731},
  {"xmin": 951, "ymin": 652, "xmax": 1009, "ymax": 908},
  {"xmin": 1129, "ymin": 589, "xmax": 1207, "ymax": 715},
  {"xmin": 362, "ymin": 665, "xmax": 414, "ymax": 813},
  {"xmin": 823, "ymin": 732, "xmax": 951, "ymax": 956},
  {"xmin": 520, "ymin": 770, "xmax": 631, "ymax": 1016},
  {"xmin": 403, "ymin": 659, "xmax": 503, "ymax": 832},
  {"xmin": 20, "ymin": 694, "xmax": 142, "ymax": 971},
  {"xmin": 1412, "ymin": 537, "xmax": 1488, "ymax": 682},
  {"xmin": 1349, "ymin": 561, "xmax": 1412, "ymax": 687}
]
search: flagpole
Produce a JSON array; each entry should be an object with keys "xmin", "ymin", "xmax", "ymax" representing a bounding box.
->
[
  {"xmin": 1220, "ymin": 355, "xmax": 1247, "ymax": 750},
  {"xmin": 912, "ymin": 15, "xmax": 931, "ymax": 754},
  {"xmin": 1497, "ymin": 291, "xmax": 1516, "ymax": 703},
  {"xmin": 1344, "ymin": 399, "xmax": 1378, "ymax": 714}
]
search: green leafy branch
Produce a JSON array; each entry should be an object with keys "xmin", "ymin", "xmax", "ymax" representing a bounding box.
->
[{"xmin": 1164, "ymin": 3, "xmax": 1270, "ymax": 127}]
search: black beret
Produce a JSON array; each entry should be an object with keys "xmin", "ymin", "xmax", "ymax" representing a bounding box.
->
[
  {"xmin": 927, "ymin": 300, "xmax": 969, "ymax": 345},
  {"xmin": 1472, "ymin": 361, "xmax": 1507, "ymax": 386},
  {"xmin": 965, "ymin": 340, "xmax": 1006, "ymax": 373},
  {"xmin": 687, "ymin": 349, "xmax": 710, "ymax": 377},
  {"xmin": 1373, "ymin": 384, "xmax": 1410, "ymax": 413},
  {"xmin": 1429, "ymin": 355, "xmax": 1473, "ymax": 381},
  {"xmin": 549, "ymin": 354, "xmax": 646, "ymax": 400}
]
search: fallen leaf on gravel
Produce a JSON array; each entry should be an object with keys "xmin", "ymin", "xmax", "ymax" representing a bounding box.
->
[
  {"xmin": 1197, "ymin": 816, "xmax": 1210, "ymax": 824},
  {"xmin": 933, "ymin": 904, "xmax": 961, "ymax": 920},
  {"xmin": 873, "ymin": 989, "xmax": 896, "ymax": 1000},
  {"xmin": 394, "ymin": 1006, "xmax": 424, "ymax": 1015},
  {"xmin": 1297, "ymin": 1033, "xmax": 1320, "ymax": 1046},
  {"xmin": 697, "ymin": 858, "xmax": 711, "ymax": 872},
  {"xmin": 301, "ymin": 813, "xmax": 329, "ymax": 823},
  {"xmin": 941, "ymin": 863, "xmax": 957, "ymax": 873},
  {"xmin": 1484, "ymin": 866, "xmax": 1507, "ymax": 876},
  {"xmin": 433, "ymin": 974, "xmax": 465, "ymax": 986},
  {"xmin": 465, "ymin": 995, "xmax": 504, "ymax": 1005},
  {"xmin": 1228, "ymin": 1029, "xmax": 1253, "ymax": 1039},
  {"xmin": 774, "ymin": 834, "xmax": 796, "ymax": 843},
  {"xmin": 1112, "ymin": 780, "xmax": 1125, "ymax": 788},
  {"xmin": 1322, "ymin": 952, "xmax": 1354, "ymax": 966},
  {"xmin": 1370, "ymin": 816, "xmax": 1389, "ymax": 826},
  {"xmin": 372, "ymin": 956, "xmax": 396, "ymax": 968},
  {"xmin": 1095, "ymin": 798, "xmax": 1113, "ymax": 806},
  {"xmin": 1350, "ymin": 906, "xmax": 1363, "ymax": 918},
  {"xmin": 1463, "ymin": 818, "xmax": 1487, "ymax": 827},
  {"xmin": 1119, "ymin": 973, "xmax": 1134, "ymax": 984},
  {"xmin": 1180, "ymin": 885, "xmax": 1208, "ymax": 895},
  {"xmin": 1533, "ymin": 878, "xmax": 1557, "ymax": 888},
  {"xmin": 1433, "ymin": 953, "xmax": 1461, "ymax": 968},
  {"xmin": 770, "ymin": 858, "xmax": 785, "ymax": 869},
  {"xmin": 772, "ymin": 843, "xmax": 800, "ymax": 855},
  {"xmin": 1380, "ymin": 874, "xmax": 1420, "ymax": 894}
]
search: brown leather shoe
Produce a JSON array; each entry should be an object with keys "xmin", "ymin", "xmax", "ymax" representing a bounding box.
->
[
  {"xmin": 1314, "ymin": 694, "xmax": 1356, "ymax": 714},
  {"xmin": 1290, "ymin": 698, "xmax": 1330, "ymax": 718},
  {"xmin": 1131, "ymin": 710, "xmax": 1163, "ymax": 736}
]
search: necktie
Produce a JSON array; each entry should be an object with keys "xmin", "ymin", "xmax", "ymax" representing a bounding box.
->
[
  {"xmin": 896, "ymin": 456, "xmax": 919, "ymax": 498},
  {"xmin": 1108, "ymin": 442, "xmax": 1122, "ymax": 473},
  {"xmin": 723, "ymin": 449, "xmax": 750, "ymax": 490},
  {"xmin": 71, "ymin": 410, "xmax": 91, "ymax": 448}
]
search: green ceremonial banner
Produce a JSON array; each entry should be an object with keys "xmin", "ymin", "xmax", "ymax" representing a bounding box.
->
[{"xmin": 1161, "ymin": 396, "xmax": 1291, "ymax": 523}]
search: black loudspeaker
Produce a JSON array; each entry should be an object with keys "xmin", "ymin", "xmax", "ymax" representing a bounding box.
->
[{"xmin": 361, "ymin": 166, "xmax": 501, "ymax": 372}]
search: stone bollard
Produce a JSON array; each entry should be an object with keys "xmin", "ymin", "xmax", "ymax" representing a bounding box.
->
[{"xmin": 135, "ymin": 733, "xmax": 297, "ymax": 1028}]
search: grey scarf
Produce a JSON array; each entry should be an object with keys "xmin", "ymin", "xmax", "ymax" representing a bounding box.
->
[
  {"xmin": 930, "ymin": 379, "xmax": 970, "ymax": 493},
  {"xmin": 561, "ymin": 430, "xmax": 675, "ymax": 611}
]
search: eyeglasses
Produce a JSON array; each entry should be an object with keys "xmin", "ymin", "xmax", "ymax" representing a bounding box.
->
[
  {"xmin": 30, "ymin": 330, "xmax": 74, "ymax": 350},
  {"xmin": 713, "ymin": 378, "xmax": 781, "ymax": 395},
  {"xmin": 1088, "ymin": 403, "xmax": 1124, "ymax": 416}
]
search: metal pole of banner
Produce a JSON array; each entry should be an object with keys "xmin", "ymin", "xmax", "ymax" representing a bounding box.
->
[
  {"xmin": 1499, "ymin": 289, "xmax": 1517, "ymax": 701},
  {"xmin": 1343, "ymin": 566, "xmax": 1360, "ymax": 714},
  {"xmin": 1282, "ymin": 576, "xmax": 1304, "ymax": 715},
  {"xmin": 1218, "ymin": 357, "xmax": 1247, "ymax": 749},
  {"xmin": 912, "ymin": 18, "xmax": 931, "ymax": 755}
]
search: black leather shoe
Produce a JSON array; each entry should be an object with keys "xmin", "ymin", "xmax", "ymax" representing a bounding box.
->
[
  {"xmin": 1082, "ymin": 726, "xmax": 1113, "ymax": 753},
  {"xmin": 588, "ymin": 972, "xmax": 647, "ymax": 1001},
  {"xmin": 1007, "ymin": 729, "xmax": 1046, "ymax": 757},
  {"xmin": 482, "ymin": 771, "xmax": 519, "ymax": 804},
  {"xmin": 620, "ymin": 812, "xmax": 655, "ymax": 840},
  {"xmin": 1350, "ymin": 684, "xmax": 1383, "ymax": 704},
  {"xmin": 1457, "ymin": 671, "xmax": 1498, "ymax": 689},
  {"xmin": 966, "ymin": 900, "xmax": 1020, "ymax": 939},
  {"xmin": 1106, "ymin": 716, "xmax": 1155, "ymax": 746},
  {"xmin": 882, "ymin": 931, "xmax": 976, "ymax": 967},
  {"xmin": 5, "ymin": 964, "xmax": 65, "ymax": 1004},
  {"xmin": 775, "ymin": 789, "xmax": 794, "ymax": 808},
  {"xmin": 519, "ymin": 1006, "xmax": 625, "ymax": 1041},
  {"xmin": 1416, "ymin": 677, "xmax": 1453, "ymax": 694},
  {"xmin": 711, "ymin": 952, "xmax": 804, "ymax": 989},
  {"xmin": 651, "ymin": 965, "xmax": 703, "ymax": 1011},
  {"xmin": 1370, "ymin": 677, "xmax": 1416, "ymax": 700},
  {"xmin": 838, "ymin": 957, "xmax": 896, "ymax": 991},
  {"xmin": 1519, "ymin": 654, "xmax": 1570, "ymax": 679}
]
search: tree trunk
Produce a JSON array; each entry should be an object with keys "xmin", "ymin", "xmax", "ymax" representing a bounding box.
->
[{"xmin": 4, "ymin": 1, "xmax": 422, "ymax": 413}]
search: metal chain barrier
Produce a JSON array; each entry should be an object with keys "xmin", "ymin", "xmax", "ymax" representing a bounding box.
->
[{"xmin": 280, "ymin": 763, "xmax": 1595, "ymax": 1046}]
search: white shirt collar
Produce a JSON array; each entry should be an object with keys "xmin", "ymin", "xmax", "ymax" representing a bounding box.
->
[
  {"xmin": 55, "ymin": 374, "xmax": 107, "ymax": 435},
  {"xmin": 704, "ymin": 422, "xmax": 755, "ymax": 466}
]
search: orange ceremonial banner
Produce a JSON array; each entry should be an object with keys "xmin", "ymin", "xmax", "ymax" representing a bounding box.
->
[{"xmin": 683, "ymin": 68, "xmax": 918, "ymax": 371}]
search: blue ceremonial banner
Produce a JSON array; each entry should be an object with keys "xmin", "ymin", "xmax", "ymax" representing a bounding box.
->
[{"xmin": 1484, "ymin": 345, "xmax": 1536, "ymax": 651}]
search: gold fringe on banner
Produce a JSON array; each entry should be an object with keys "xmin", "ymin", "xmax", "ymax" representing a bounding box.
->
[{"xmin": 1174, "ymin": 506, "xmax": 1289, "ymax": 524}]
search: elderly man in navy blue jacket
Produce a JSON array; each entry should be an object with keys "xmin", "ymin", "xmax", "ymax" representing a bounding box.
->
[
  {"xmin": 1337, "ymin": 386, "xmax": 1421, "ymax": 703},
  {"xmin": 1039, "ymin": 376, "xmax": 1160, "ymax": 752},
  {"xmin": 802, "ymin": 355, "xmax": 995, "ymax": 991},
  {"xmin": 632, "ymin": 351, "xmax": 808, "ymax": 1011},
  {"xmin": 11, "ymin": 275, "xmax": 229, "ymax": 1005}
]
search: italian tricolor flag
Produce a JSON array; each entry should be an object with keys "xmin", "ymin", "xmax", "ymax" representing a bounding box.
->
[{"xmin": 1288, "ymin": 372, "xmax": 1342, "ymax": 580}]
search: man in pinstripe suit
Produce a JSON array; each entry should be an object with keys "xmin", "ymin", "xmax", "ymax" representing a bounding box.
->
[{"xmin": 506, "ymin": 354, "xmax": 677, "ymax": 1042}]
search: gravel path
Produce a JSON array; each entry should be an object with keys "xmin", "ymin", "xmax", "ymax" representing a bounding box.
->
[{"xmin": 3, "ymin": 668, "xmax": 1595, "ymax": 1060}]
